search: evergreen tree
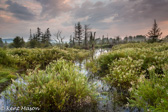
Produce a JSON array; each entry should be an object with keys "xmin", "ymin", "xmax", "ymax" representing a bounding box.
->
[
  {"xmin": 129, "ymin": 36, "xmax": 133, "ymax": 41},
  {"xmin": 147, "ymin": 19, "xmax": 162, "ymax": 42},
  {"xmin": 102, "ymin": 35, "xmax": 105, "ymax": 44},
  {"xmin": 29, "ymin": 29, "xmax": 32, "ymax": 41},
  {"xmin": 113, "ymin": 38, "xmax": 116, "ymax": 44},
  {"xmin": 45, "ymin": 28, "xmax": 51, "ymax": 42},
  {"xmin": 0, "ymin": 38, "xmax": 3, "ymax": 47},
  {"xmin": 29, "ymin": 33, "xmax": 39, "ymax": 48},
  {"xmin": 37, "ymin": 27, "xmax": 40, "ymax": 36},
  {"xmin": 75, "ymin": 22, "xmax": 83, "ymax": 46},
  {"xmin": 12, "ymin": 36, "xmax": 25, "ymax": 48},
  {"xmin": 36, "ymin": 27, "xmax": 42, "ymax": 41},
  {"xmin": 116, "ymin": 36, "xmax": 120, "ymax": 44},
  {"xmin": 74, "ymin": 24, "xmax": 77, "ymax": 41},
  {"xmin": 42, "ymin": 28, "xmax": 51, "ymax": 45},
  {"xmin": 28, "ymin": 27, "xmax": 51, "ymax": 48},
  {"xmin": 124, "ymin": 36, "xmax": 128, "ymax": 42}
]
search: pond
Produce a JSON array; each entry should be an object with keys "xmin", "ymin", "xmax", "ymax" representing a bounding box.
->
[{"xmin": 0, "ymin": 49, "xmax": 142, "ymax": 112}]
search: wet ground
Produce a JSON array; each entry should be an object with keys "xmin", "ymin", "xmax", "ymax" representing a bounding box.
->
[{"xmin": 0, "ymin": 49, "xmax": 143, "ymax": 112}]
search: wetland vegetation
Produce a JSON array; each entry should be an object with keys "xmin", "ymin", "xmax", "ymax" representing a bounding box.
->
[{"xmin": 0, "ymin": 20, "xmax": 168, "ymax": 112}]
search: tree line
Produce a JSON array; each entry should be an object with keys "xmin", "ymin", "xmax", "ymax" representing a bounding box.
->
[
  {"xmin": 0, "ymin": 28, "xmax": 51, "ymax": 48},
  {"xmin": 68, "ymin": 20, "xmax": 165, "ymax": 49},
  {"xmin": 28, "ymin": 27, "xmax": 51, "ymax": 48},
  {"xmin": 0, "ymin": 19, "xmax": 167, "ymax": 49}
]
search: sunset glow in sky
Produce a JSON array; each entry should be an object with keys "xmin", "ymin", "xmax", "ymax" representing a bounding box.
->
[{"xmin": 0, "ymin": 0, "xmax": 168, "ymax": 40}]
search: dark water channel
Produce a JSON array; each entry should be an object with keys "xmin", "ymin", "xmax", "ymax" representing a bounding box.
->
[{"xmin": 0, "ymin": 49, "xmax": 141, "ymax": 112}]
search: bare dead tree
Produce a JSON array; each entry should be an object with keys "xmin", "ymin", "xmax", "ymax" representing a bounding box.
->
[{"xmin": 54, "ymin": 30, "xmax": 65, "ymax": 47}]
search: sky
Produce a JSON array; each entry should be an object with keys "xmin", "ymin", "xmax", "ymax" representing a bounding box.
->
[{"xmin": 0, "ymin": 0, "xmax": 168, "ymax": 41}]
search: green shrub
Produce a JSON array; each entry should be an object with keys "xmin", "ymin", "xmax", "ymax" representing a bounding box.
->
[
  {"xmin": 112, "ymin": 42, "xmax": 166, "ymax": 51},
  {"xmin": 7, "ymin": 59, "xmax": 98, "ymax": 111},
  {"xmin": 75, "ymin": 51, "xmax": 90, "ymax": 61},
  {"xmin": 7, "ymin": 48, "xmax": 90, "ymax": 69},
  {"xmin": 96, "ymin": 48, "xmax": 137, "ymax": 75},
  {"xmin": 129, "ymin": 65, "xmax": 168, "ymax": 111},
  {"xmin": 85, "ymin": 43, "xmax": 168, "ymax": 111},
  {"xmin": 87, "ymin": 43, "xmax": 168, "ymax": 77},
  {"xmin": 0, "ymin": 48, "xmax": 16, "ymax": 67},
  {"xmin": 86, "ymin": 60, "xmax": 100, "ymax": 74},
  {"xmin": 104, "ymin": 57, "xmax": 144, "ymax": 90}
]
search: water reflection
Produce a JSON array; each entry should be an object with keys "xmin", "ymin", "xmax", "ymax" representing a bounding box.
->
[{"xmin": 0, "ymin": 91, "xmax": 10, "ymax": 112}]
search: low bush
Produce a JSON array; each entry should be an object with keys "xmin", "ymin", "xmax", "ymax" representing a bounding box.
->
[
  {"xmin": 7, "ymin": 47, "xmax": 90, "ymax": 69},
  {"xmin": 86, "ymin": 60, "xmax": 100, "ymax": 74},
  {"xmin": 86, "ymin": 43, "xmax": 168, "ymax": 111},
  {"xmin": 88, "ymin": 43, "xmax": 168, "ymax": 77},
  {"xmin": 7, "ymin": 59, "xmax": 98, "ymax": 111},
  {"xmin": 0, "ymin": 48, "xmax": 16, "ymax": 67},
  {"xmin": 104, "ymin": 57, "xmax": 144, "ymax": 90},
  {"xmin": 129, "ymin": 64, "xmax": 168, "ymax": 111}
]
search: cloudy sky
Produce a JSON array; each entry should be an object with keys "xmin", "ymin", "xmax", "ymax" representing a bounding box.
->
[{"xmin": 0, "ymin": 0, "xmax": 168, "ymax": 41}]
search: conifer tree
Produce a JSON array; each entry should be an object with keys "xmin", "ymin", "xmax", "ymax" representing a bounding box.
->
[
  {"xmin": 12, "ymin": 36, "xmax": 25, "ymax": 48},
  {"xmin": 90, "ymin": 32, "xmax": 96, "ymax": 50},
  {"xmin": 75, "ymin": 22, "xmax": 83, "ymax": 46},
  {"xmin": 0, "ymin": 38, "xmax": 3, "ymax": 47},
  {"xmin": 147, "ymin": 19, "xmax": 162, "ymax": 42}
]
